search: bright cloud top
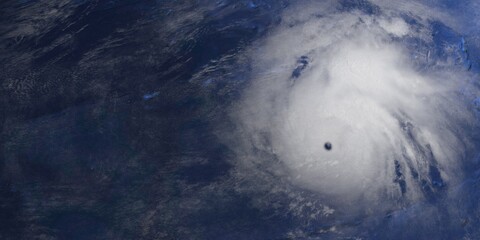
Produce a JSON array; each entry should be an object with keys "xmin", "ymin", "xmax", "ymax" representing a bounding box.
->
[{"xmin": 232, "ymin": 2, "xmax": 478, "ymax": 207}]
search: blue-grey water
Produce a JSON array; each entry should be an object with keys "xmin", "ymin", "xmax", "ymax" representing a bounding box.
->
[{"xmin": 1, "ymin": 0, "xmax": 480, "ymax": 239}]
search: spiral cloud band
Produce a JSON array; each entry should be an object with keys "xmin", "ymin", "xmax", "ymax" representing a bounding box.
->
[{"xmin": 231, "ymin": 0, "xmax": 480, "ymax": 211}]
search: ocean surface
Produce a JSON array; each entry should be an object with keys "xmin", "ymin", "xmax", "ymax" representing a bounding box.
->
[{"xmin": 1, "ymin": 0, "xmax": 480, "ymax": 239}]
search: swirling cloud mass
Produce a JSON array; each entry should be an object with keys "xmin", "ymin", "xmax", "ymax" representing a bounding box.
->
[{"xmin": 227, "ymin": 1, "xmax": 480, "ymax": 236}]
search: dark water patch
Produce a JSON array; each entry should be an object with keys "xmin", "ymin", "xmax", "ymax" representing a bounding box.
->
[
  {"xmin": 47, "ymin": 210, "xmax": 109, "ymax": 240},
  {"xmin": 394, "ymin": 160, "xmax": 407, "ymax": 195},
  {"xmin": 185, "ymin": 194, "xmax": 292, "ymax": 240},
  {"xmin": 0, "ymin": 182, "xmax": 25, "ymax": 239},
  {"xmin": 339, "ymin": 0, "xmax": 381, "ymax": 15},
  {"xmin": 291, "ymin": 55, "xmax": 309, "ymax": 79}
]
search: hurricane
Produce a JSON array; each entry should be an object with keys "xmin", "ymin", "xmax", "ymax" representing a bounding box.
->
[{"xmin": 226, "ymin": 1, "xmax": 480, "ymax": 236}]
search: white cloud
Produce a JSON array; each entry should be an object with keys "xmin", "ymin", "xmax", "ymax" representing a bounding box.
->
[{"xmin": 228, "ymin": 1, "xmax": 479, "ymax": 210}]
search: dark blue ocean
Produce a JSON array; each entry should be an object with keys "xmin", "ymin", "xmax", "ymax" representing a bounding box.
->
[{"xmin": 1, "ymin": 0, "xmax": 480, "ymax": 239}]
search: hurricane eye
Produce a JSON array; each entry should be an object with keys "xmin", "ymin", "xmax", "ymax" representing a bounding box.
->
[{"xmin": 324, "ymin": 142, "xmax": 332, "ymax": 151}]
